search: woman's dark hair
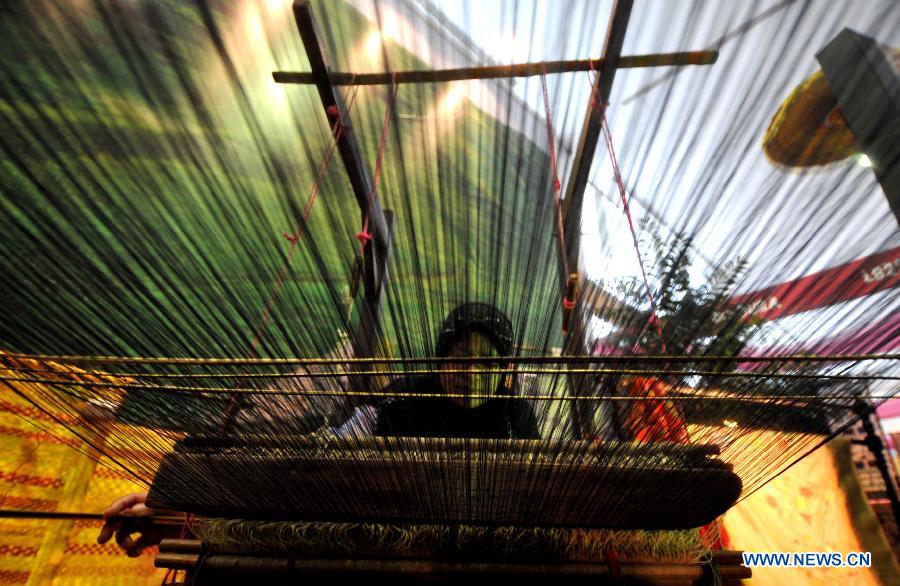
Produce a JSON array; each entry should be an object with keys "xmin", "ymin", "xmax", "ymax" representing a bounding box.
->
[{"xmin": 434, "ymin": 303, "xmax": 513, "ymax": 358}]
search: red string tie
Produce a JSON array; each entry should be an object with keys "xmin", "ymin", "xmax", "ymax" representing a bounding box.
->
[
  {"xmin": 355, "ymin": 230, "xmax": 372, "ymax": 245},
  {"xmin": 563, "ymin": 298, "xmax": 576, "ymax": 310},
  {"xmin": 325, "ymin": 105, "xmax": 346, "ymax": 137},
  {"xmin": 282, "ymin": 232, "xmax": 299, "ymax": 245},
  {"xmin": 553, "ymin": 178, "xmax": 561, "ymax": 192}
]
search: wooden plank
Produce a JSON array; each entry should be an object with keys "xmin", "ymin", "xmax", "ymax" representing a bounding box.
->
[
  {"xmin": 273, "ymin": 51, "xmax": 718, "ymax": 85},
  {"xmin": 561, "ymin": 0, "xmax": 634, "ymax": 269},
  {"xmin": 291, "ymin": 0, "xmax": 395, "ymax": 394}
]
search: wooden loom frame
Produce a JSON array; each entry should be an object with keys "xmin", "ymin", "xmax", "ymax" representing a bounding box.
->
[{"xmin": 150, "ymin": 1, "xmax": 741, "ymax": 581}]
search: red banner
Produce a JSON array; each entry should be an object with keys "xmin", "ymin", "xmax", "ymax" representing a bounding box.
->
[{"xmin": 729, "ymin": 247, "xmax": 900, "ymax": 321}]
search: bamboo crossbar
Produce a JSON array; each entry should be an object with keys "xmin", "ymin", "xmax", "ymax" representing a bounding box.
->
[{"xmin": 272, "ymin": 51, "xmax": 718, "ymax": 86}]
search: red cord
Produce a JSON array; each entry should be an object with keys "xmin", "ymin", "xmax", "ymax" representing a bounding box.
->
[
  {"xmin": 221, "ymin": 84, "xmax": 361, "ymax": 431},
  {"xmin": 600, "ymin": 114, "xmax": 667, "ymax": 353},
  {"xmin": 606, "ymin": 546, "xmax": 622, "ymax": 581},
  {"xmin": 540, "ymin": 66, "xmax": 571, "ymax": 314},
  {"xmin": 358, "ymin": 78, "xmax": 398, "ymax": 256}
]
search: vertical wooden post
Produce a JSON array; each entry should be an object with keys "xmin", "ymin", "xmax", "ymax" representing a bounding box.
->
[
  {"xmin": 291, "ymin": 1, "xmax": 395, "ymax": 391},
  {"xmin": 559, "ymin": 0, "xmax": 634, "ymax": 438},
  {"xmin": 854, "ymin": 400, "xmax": 900, "ymax": 528}
]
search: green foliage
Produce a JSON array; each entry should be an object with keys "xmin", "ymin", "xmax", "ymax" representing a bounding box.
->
[{"xmin": 607, "ymin": 219, "xmax": 757, "ymax": 369}]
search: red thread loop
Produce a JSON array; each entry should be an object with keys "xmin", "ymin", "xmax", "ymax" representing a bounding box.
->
[
  {"xmin": 563, "ymin": 298, "xmax": 576, "ymax": 310},
  {"xmin": 356, "ymin": 229, "xmax": 372, "ymax": 245},
  {"xmin": 325, "ymin": 105, "xmax": 345, "ymax": 137},
  {"xmin": 282, "ymin": 232, "xmax": 299, "ymax": 245},
  {"xmin": 586, "ymin": 57, "xmax": 602, "ymax": 110}
]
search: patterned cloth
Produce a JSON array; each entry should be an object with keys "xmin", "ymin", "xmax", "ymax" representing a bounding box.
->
[{"xmin": 0, "ymin": 360, "xmax": 166, "ymax": 585}]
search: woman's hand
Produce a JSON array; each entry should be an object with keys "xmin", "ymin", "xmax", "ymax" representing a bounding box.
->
[{"xmin": 96, "ymin": 492, "xmax": 162, "ymax": 557}]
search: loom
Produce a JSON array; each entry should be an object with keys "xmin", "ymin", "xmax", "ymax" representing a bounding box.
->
[{"xmin": 0, "ymin": 0, "xmax": 898, "ymax": 583}]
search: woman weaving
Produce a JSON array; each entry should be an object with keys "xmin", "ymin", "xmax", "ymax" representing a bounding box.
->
[{"xmin": 98, "ymin": 302, "xmax": 539, "ymax": 555}]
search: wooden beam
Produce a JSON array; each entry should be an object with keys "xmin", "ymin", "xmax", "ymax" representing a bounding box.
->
[
  {"xmin": 291, "ymin": 1, "xmax": 395, "ymax": 389},
  {"xmin": 561, "ymin": 0, "xmax": 634, "ymax": 272},
  {"xmin": 817, "ymin": 29, "xmax": 900, "ymax": 225},
  {"xmin": 273, "ymin": 50, "xmax": 717, "ymax": 86},
  {"xmin": 562, "ymin": 0, "xmax": 635, "ymax": 440},
  {"xmin": 155, "ymin": 548, "xmax": 752, "ymax": 580},
  {"xmin": 292, "ymin": 0, "xmax": 390, "ymax": 255},
  {"xmin": 353, "ymin": 209, "xmax": 394, "ymax": 363}
]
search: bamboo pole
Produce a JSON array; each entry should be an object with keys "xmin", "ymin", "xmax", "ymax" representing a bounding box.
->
[{"xmin": 273, "ymin": 51, "xmax": 718, "ymax": 86}]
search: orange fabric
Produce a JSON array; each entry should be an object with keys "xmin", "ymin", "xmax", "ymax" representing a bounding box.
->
[
  {"xmin": 620, "ymin": 376, "xmax": 730, "ymax": 548},
  {"xmin": 620, "ymin": 376, "xmax": 690, "ymax": 444}
]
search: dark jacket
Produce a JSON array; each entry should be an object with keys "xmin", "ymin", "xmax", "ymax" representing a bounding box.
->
[
  {"xmin": 372, "ymin": 303, "xmax": 540, "ymax": 439},
  {"xmin": 374, "ymin": 374, "xmax": 540, "ymax": 439}
]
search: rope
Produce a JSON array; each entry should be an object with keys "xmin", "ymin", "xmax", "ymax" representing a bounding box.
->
[
  {"xmin": 220, "ymin": 84, "xmax": 362, "ymax": 431},
  {"xmin": 601, "ymin": 113, "xmax": 667, "ymax": 353},
  {"xmin": 539, "ymin": 65, "xmax": 570, "ymax": 296},
  {"xmin": 357, "ymin": 75, "xmax": 398, "ymax": 256}
]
